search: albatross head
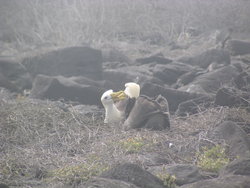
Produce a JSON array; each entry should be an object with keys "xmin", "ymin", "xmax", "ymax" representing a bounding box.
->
[
  {"xmin": 110, "ymin": 82, "xmax": 140, "ymax": 101},
  {"xmin": 124, "ymin": 82, "xmax": 140, "ymax": 98},
  {"xmin": 101, "ymin": 89, "xmax": 114, "ymax": 106}
]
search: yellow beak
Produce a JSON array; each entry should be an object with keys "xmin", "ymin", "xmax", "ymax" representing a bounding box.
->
[{"xmin": 110, "ymin": 90, "xmax": 127, "ymax": 102}]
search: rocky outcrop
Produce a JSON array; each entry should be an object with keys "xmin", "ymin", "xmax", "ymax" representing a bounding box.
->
[
  {"xmin": 153, "ymin": 62, "xmax": 194, "ymax": 85},
  {"xmin": 215, "ymin": 87, "xmax": 250, "ymax": 109},
  {"xmin": 180, "ymin": 175, "xmax": 250, "ymax": 188},
  {"xmin": 82, "ymin": 177, "xmax": 139, "ymax": 188},
  {"xmin": 30, "ymin": 74, "xmax": 104, "ymax": 106},
  {"xmin": 0, "ymin": 59, "xmax": 32, "ymax": 92},
  {"xmin": 103, "ymin": 65, "xmax": 163, "ymax": 90},
  {"xmin": 100, "ymin": 163, "xmax": 166, "ymax": 188},
  {"xmin": 226, "ymin": 39, "xmax": 250, "ymax": 56},
  {"xmin": 141, "ymin": 82, "xmax": 205, "ymax": 112},
  {"xmin": 178, "ymin": 48, "xmax": 231, "ymax": 68},
  {"xmin": 219, "ymin": 158, "xmax": 250, "ymax": 176},
  {"xmin": 176, "ymin": 95, "xmax": 213, "ymax": 116},
  {"xmin": 163, "ymin": 164, "xmax": 206, "ymax": 186},
  {"xmin": 207, "ymin": 121, "xmax": 250, "ymax": 158},
  {"xmin": 22, "ymin": 46, "xmax": 103, "ymax": 80},
  {"xmin": 179, "ymin": 65, "xmax": 238, "ymax": 94},
  {"xmin": 136, "ymin": 53, "xmax": 172, "ymax": 65}
]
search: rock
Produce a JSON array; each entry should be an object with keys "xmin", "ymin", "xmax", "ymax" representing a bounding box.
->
[
  {"xmin": 175, "ymin": 69, "xmax": 206, "ymax": 88},
  {"xmin": 179, "ymin": 65, "xmax": 238, "ymax": 94},
  {"xmin": 30, "ymin": 74, "xmax": 104, "ymax": 106},
  {"xmin": 164, "ymin": 164, "xmax": 205, "ymax": 186},
  {"xmin": 219, "ymin": 158, "xmax": 250, "ymax": 177},
  {"xmin": 207, "ymin": 121, "xmax": 250, "ymax": 158},
  {"xmin": 136, "ymin": 53, "xmax": 172, "ymax": 64},
  {"xmin": 179, "ymin": 175, "xmax": 250, "ymax": 188},
  {"xmin": 176, "ymin": 95, "xmax": 214, "ymax": 116},
  {"xmin": 100, "ymin": 163, "xmax": 166, "ymax": 188},
  {"xmin": 82, "ymin": 177, "xmax": 139, "ymax": 188},
  {"xmin": 0, "ymin": 183, "xmax": 9, "ymax": 188},
  {"xmin": 215, "ymin": 87, "xmax": 250, "ymax": 109},
  {"xmin": 226, "ymin": 39, "xmax": 250, "ymax": 56},
  {"xmin": 178, "ymin": 48, "xmax": 230, "ymax": 68},
  {"xmin": 233, "ymin": 68, "xmax": 250, "ymax": 91},
  {"xmin": 102, "ymin": 48, "xmax": 130, "ymax": 63},
  {"xmin": 22, "ymin": 46, "xmax": 103, "ymax": 80},
  {"xmin": 0, "ymin": 59, "xmax": 32, "ymax": 92},
  {"xmin": 141, "ymin": 82, "xmax": 204, "ymax": 112},
  {"xmin": 103, "ymin": 65, "xmax": 163, "ymax": 91},
  {"xmin": 153, "ymin": 62, "xmax": 194, "ymax": 85},
  {"xmin": 70, "ymin": 76, "xmax": 113, "ymax": 90}
]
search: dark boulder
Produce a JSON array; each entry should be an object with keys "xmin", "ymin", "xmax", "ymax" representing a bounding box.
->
[
  {"xmin": 176, "ymin": 95, "xmax": 214, "ymax": 116},
  {"xmin": 30, "ymin": 74, "xmax": 104, "ymax": 106},
  {"xmin": 207, "ymin": 121, "xmax": 250, "ymax": 158},
  {"xmin": 82, "ymin": 177, "xmax": 139, "ymax": 188},
  {"xmin": 163, "ymin": 164, "xmax": 206, "ymax": 186},
  {"xmin": 0, "ymin": 59, "xmax": 32, "ymax": 92},
  {"xmin": 226, "ymin": 39, "xmax": 250, "ymax": 56},
  {"xmin": 178, "ymin": 48, "xmax": 230, "ymax": 68},
  {"xmin": 179, "ymin": 65, "xmax": 238, "ymax": 94},
  {"xmin": 100, "ymin": 163, "xmax": 166, "ymax": 188},
  {"xmin": 102, "ymin": 48, "xmax": 130, "ymax": 63},
  {"xmin": 22, "ymin": 46, "xmax": 103, "ymax": 80},
  {"xmin": 136, "ymin": 53, "xmax": 172, "ymax": 65},
  {"xmin": 141, "ymin": 82, "xmax": 205, "ymax": 112},
  {"xmin": 153, "ymin": 62, "xmax": 194, "ymax": 85},
  {"xmin": 175, "ymin": 69, "xmax": 206, "ymax": 88},
  {"xmin": 103, "ymin": 65, "xmax": 163, "ymax": 91},
  {"xmin": 233, "ymin": 68, "xmax": 250, "ymax": 91},
  {"xmin": 219, "ymin": 158, "xmax": 250, "ymax": 177},
  {"xmin": 215, "ymin": 87, "xmax": 250, "ymax": 109},
  {"xmin": 179, "ymin": 175, "xmax": 250, "ymax": 188}
]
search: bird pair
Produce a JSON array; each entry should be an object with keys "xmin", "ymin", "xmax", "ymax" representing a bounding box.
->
[{"xmin": 101, "ymin": 82, "xmax": 140, "ymax": 124}]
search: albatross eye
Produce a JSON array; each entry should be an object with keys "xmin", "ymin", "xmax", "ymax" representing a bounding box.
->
[{"xmin": 104, "ymin": 96, "xmax": 108, "ymax": 99}]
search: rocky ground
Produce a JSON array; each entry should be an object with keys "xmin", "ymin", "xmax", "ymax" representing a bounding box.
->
[{"xmin": 0, "ymin": 30, "xmax": 250, "ymax": 188}]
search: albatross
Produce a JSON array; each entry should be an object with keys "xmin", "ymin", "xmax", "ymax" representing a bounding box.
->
[
  {"xmin": 101, "ymin": 82, "xmax": 170, "ymax": 130},
  {"xmin": 101, "ymin": 83, "xmax": 140, "ymax": 124}
]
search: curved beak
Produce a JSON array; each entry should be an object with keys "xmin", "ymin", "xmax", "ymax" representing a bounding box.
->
[{"xmin": 110, "ymin": 90, "xmax": 127, "ymax": 102}]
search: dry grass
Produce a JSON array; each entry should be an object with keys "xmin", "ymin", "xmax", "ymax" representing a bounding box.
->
[{"xmin": 1, "ymin": 97, "xmax": 249, "ymax": 187}]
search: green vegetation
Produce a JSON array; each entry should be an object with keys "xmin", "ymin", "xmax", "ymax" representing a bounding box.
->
[
  {"xmin": 197, "ymin": 145, "xmax": 230, "ymax": 172},
  {"xmin": 47, "ymin": 155, "xmax": 109, "ymax": 184},
  {"xmin": 119, "ymin": 136, "xmax": 145, "ymax": 154},
  {"xmin": 157, "ymin": 172, "xmax": 176, "ymax": 188},
  {"xmin": 0, "ymin": 157, "xmax": 28, "ymax": 179}
]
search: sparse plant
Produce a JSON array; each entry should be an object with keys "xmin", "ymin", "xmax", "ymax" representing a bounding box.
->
[
  {"xmin": 157, "ymin": 171, "xmax": 176, "ymax": 188},
  {"xmin": 197, "ymin": 145, "xmax": 230, "ymax": 172},
  {"xmin": 119, "ymin": 136, "xmax": 145, "ymax": 154},
  {"xmin": 47, "ymin": 155, "xmax": 109, "ymax": 184},
  {"xmin": 0, "ymin": 157, "xmax": 28, "ymax": 179}
]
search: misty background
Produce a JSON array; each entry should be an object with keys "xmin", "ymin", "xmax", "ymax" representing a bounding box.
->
[{"xmin": 1, "ymin": 0, "xmax": 250, "ymax": 50}]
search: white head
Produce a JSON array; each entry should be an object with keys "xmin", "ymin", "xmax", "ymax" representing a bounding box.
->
[
  {"xmin": 101, "ymin": 89, "xmax": 114, "ymax": 106},
  {"xmin": 124, "ymin": 82, "xmax": 140, "ymax": 98}
]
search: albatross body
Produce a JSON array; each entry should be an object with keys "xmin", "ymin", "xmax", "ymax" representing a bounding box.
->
[{"xmin": 101, "ymin": 89, "xmax": 122, "ymax": 124}]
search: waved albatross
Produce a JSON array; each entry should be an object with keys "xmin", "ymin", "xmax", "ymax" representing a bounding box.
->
[
  {"xmin": 101, "ymin": 83, "xmax": 140, "ymax": 124},
  {"xmin": 101, "ymin": 82, "xmax": 170, "ymax": 130}
]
